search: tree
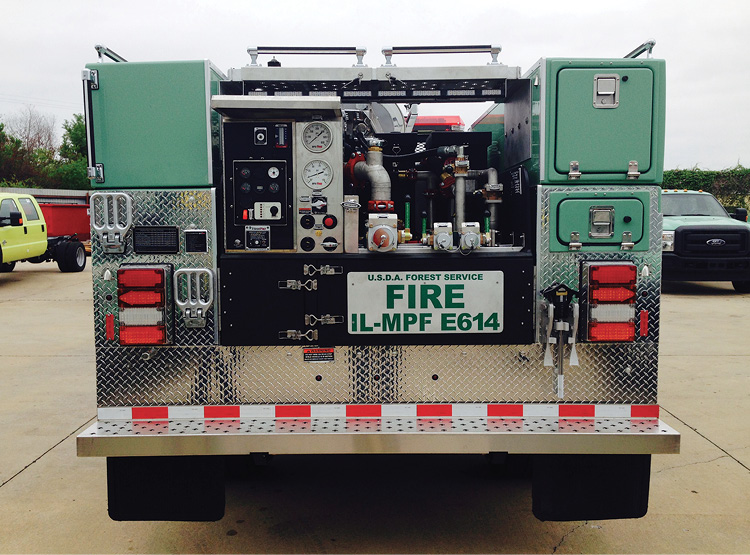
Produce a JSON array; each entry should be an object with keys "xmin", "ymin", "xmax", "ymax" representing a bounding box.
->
[
  {"xmin": 59, "ymin": 114, "xmax": 87, "ymax": 161},
  {"xmin": 3, "ymin": 106, "xmax": 57, "ymax": 153},
  {"xmin": 0, "ymin": 122, "xmax": 36, "ymax": 187},
  {"xmin": 53, "ymin": 114, "xmax": 89, "ymax": 189}
]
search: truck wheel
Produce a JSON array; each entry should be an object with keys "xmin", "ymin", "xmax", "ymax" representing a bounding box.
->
[
  {"xmin": 0, "ymin": 261, "xmax": 15, "ymax": 272},
  {"xmin": 57, "ymin": 241, "xmax": 86, "ymax": 273},
  {"xmin": 732, "ymin": 280, "xmax": 750, "ymax": 293},
  {"xmin": 532, "ymin": 454, "xmax": 651, "ymax": 521},
  {"xmin": 107, "ymin": 456, "xmax": 225, "ymax": 521}
]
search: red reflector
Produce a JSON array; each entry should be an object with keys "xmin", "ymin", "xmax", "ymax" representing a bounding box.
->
[
  {"xmin": 275, "ymin": 405, "xmax": 311, "ymax": 418},
  {"xmin": 119, "ymin": 325, "xmax": 166, "ymax": 345},
  {"xmin": 117, "ymin": 268, "xmax": 164, "ymax": 289},
  {"xmin": 118, "ymin": 289, "xmax": 165, "ymax": 308},
  {"xmin": 417, "ymin": 404, "xmax": 452, "ymax": 417},
  {"xmin": 204, "ymin": 406, "xmax": 240, "ymax": 419},
  {"xmin": 105, "ymin": 313, "xmax": 115, "ymax": 341},
  {"xmin": 487, "ymin": 404, "xmax": 524, "ymax": 417},
  {"xmin": 590, "ymin": 264, "xmax": 637, "ymax": 285},
  {"xmin": 559, "ymin": 404, "xmax": 596, "ymax": 418},
  {"xmin": 346, "ymin": 405, "xmax": 382, "ymax": 418},
  {"xmin": 631, "ymin": 405, "xmax": 660, "ymax": 418},
  {"xmin": 590, "ymin": 286, "xmax": 636, "ymax": 304},
  {"xmin": 588, "ymin": 322, "xmax": 636, "ymax": 342},
  {"xmin": 132, "ymin": 406, "xmax": 169, "ymax": 420},
  {"xmin": 640, "ymin": 310, "xmax": 648, "ymax": 336}
]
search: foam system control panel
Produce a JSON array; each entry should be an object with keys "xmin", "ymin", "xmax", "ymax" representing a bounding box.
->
[{"xmin": 223, "ymin": 121, "xmax": 295, "ymax": 251}]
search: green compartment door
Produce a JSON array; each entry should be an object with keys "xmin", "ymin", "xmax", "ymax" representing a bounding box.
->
[
  {"xmin": 86, "ymin": 60, "xmax": 216, "ymax": 189},
  {"xmin": 549, "ymin": 192, "xmax": 650, "ymax": 252},
  {"xmin": 554, "ymin": 68, "xmax": 654, "ymax": 176}
]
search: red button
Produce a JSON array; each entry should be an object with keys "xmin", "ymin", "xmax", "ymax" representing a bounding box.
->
[{"xmin": 323, "ymin": 215, "xmax": 337, "ymax": 229}]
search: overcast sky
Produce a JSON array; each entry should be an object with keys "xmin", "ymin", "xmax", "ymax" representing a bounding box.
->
[{"xmin": 2, "ymin": 0, "xmax": 748, "ymax": 170}]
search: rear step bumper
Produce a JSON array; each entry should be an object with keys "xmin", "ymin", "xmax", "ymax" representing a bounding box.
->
[{"xmin": 77, "ymin": 416, "xmax": 680, "ymax": 457}]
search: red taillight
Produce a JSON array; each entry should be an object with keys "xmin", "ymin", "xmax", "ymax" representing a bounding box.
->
[
  {"xmin": 588, "ymin": 322, "xmax": 636, "ymax": 342},
  {"xmin": 117, "ymin": 268, "xmax": 164, "ymax": 289},
  {"xmin": 117, "ymin": 267, "xmax": 168, "ymax": 345},
  {"xmin": 590, "ymin": 286, "xmax": 636, "ymax": 304},
  {"xmin": 590, "ymin": 264, "xmax": 637, "ymax": 285},
  {"xmin": 119, "ymin": 325, "xmax": 166, "ymax": 345},
  {"xmin": 587, "ymin": 263, "xmax": 638, "ymax": 342},
  {"xmin": 118, "ymin": 289, "xmax": 165, "ymax": 308}
]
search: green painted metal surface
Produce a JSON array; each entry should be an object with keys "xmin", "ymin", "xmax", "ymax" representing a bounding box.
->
[
  {"xmin": 87, "ymin": 60, "xmax": 219, "ymax": 189},
  {"xmin": 542, "ymin": 59, "xmax": 666, "ymax": 184},
  {"xmin": 549, "ymin": 190, "xmax": 651, "ymax": 252}
]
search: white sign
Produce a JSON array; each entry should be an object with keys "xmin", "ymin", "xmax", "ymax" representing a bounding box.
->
[{"xmin": 347, "ymin": 271, "xmax": 503, "ymax": 334}]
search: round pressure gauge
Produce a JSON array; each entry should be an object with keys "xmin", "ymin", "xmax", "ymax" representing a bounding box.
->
[
  {"xmin": 302, "ymin": 122, "xmax": 333, "ymax": 153},
  {"xmin": 302, "ymin": 160, "xmax": 333, "ymax": 190},
  {"xmin": 267, "ymin": 166, "xmax": 280, "ymax": 179}
]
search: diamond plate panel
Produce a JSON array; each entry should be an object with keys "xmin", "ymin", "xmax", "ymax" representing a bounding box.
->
[{"xmin": 91, "ymin": 189, "xmax": 218, "ymax": 349}]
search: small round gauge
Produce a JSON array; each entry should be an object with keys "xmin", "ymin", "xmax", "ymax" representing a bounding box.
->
[
  {"xmin": 240, "ymin": 167, "xmax": 251, "ymax": 178},
  {"xmin": 240, "ymin": 182, "xmax": 252, "ymax": 194},
  {"xmin": 302, "ymin": 122, "xmax": 333, "ymax": 153},
  {"xmin": 302, "ymin": 160, "xmax": 333, "ymax": 190},
  {"xmin": 269, "ymin": 182, "xmax": 280, "ymax": 194},
  {"xmin": 267, "ymin": 166, "xmax": 280, "ymax": 179}
]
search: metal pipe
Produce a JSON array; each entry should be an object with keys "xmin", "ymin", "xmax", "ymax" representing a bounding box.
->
[
  {"xmin": 353, "ymin": 149, "xmax": 391, "ymax": 201},
  {"xmin": 455, "ymin": 175, "xmax": 466, "ymax": 230}
]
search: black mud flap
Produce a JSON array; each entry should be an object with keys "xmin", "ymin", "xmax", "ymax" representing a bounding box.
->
[
  {"xmin": 107, "ymin": 456, "xmax": 225, "ymax": 521},
  {"xmin": 532, "ymin": 454, "xmax": 651, "ymax": 521}
]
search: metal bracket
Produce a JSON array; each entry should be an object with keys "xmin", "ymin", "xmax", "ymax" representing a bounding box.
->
[
  {"xmin": 174, "ymin": 268, "xmax": 215, "ymax": 329},
  {"xmin": 87, "ymin": 163, "xmax": 105, "ymax": 184},
  {"xmin": 569, "ymin": 232, "xmax": 582, "ymax": 251},
  {"xmin": 303, "ymin": 264, "xmax": 343, "ymax": 277},
  {"xmin": 568, "ymin": 161, "xmax": 582, "ymax": 180},
  {"xmin": 90, "ymin": 192, "xmax": 133, "ymax": 254},
  {"xmin": 305, "ymin": 314, "xmax": 344, "ymax": 326},
  {"xmin": 627, "ymin": 160, "xmax": 641, "ymax": 180},
  {"xmin": 620, "ymin": 231, "xmax": 635, "ymax": 250},
  {"xmin": 278, "ymin": 279, "xmax": 317, "ymax": 291},
  {"xmin": 81, "ymin": 68, "xmax": 99, "ymax": 90},
  {"xmin": 278, "ymin": 329, "xmax": 319, "ymax": 342}
]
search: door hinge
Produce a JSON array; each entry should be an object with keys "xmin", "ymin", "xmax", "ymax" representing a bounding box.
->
[
  {"xmin": 87, "ymin": 163, "xmax": 105, "ymax": 184},
  {"xmin": 82, "ymin": 69, "xmax": 99, "ymax": 90}
]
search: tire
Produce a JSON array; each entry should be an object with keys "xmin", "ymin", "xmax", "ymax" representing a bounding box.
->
[
  {"xmin": 732, "ymin": 280, "xmax": 750, "ymax": 293},
  {"xmin": 0, "ymin": 261, "xmax": 15, "ymax": 272},
  {"xmin": 56, "ymin": 241, "xmax": 86, "ymax": 273}
]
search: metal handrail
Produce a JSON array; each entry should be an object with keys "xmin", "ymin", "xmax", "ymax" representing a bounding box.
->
[
  {"xmin": 247, "ymin": 46, "xmax": 367, "ymax": 67},
  {"xmin": 95, "ymin": 44, "xmax": 127, "ymax": 63},
  {"xmin": 624, "ymin": 39, "xmax": 656, "ymax": 59},
  {"xmin": 382, "ymin": 45, "xmax": 501, "ymax": 66}
]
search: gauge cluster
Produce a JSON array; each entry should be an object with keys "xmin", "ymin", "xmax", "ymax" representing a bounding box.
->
[{"xmin": 294, "ymin": 119, "xmax": 344, "ymax": 254}]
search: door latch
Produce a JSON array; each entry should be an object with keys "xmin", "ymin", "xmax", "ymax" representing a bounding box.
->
[
  {"xmin": 278, "ymin": 279, "xmax": 317, "ymax": 291},
  {"xmin": 278, "ymin": 329, "xmax": 319, "ymax": 342}
]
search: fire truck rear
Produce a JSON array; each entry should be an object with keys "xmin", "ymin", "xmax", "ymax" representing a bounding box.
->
[{"xmin": 77, "ymin": 42, "xmax": 679, "ymax": 522}]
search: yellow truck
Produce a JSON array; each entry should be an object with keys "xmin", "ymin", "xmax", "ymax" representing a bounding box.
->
[{"xmin": 0, "ymin": 192, "xmax": 86, "ymax": 272}]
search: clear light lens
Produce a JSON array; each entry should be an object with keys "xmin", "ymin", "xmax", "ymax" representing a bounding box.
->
[{"xmin": 662, "ymin": 231, "xmax": 675, "ymax": 251}]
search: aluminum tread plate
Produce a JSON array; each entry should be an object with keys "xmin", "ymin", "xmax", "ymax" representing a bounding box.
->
[{"xmin": 77, "ymin": 418, "xmax": 680, "ymax": 457}]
